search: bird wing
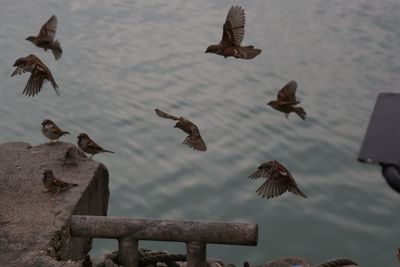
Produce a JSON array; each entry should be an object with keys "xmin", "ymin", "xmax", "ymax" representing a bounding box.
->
[
  {"xmin": 248, "ymin": 160, "xmax": 278, "ymax": 179},
  {"xmin": 277, "ymin": 80, "xmax": 298, "ymax": 104},
  {"xmin": 38, "ymin": 15, "xmax": 57, "ymax": 41},
  {"xmin": 183, "ymin": 124, "xmax": 207, "ymax": 151},
  {"xmin": 11, "ymin": 66, "xmax": 28, "ymax": 76},
  {"xmin": 233, "ymin": 46, "xmax": 261, "ymax": 59},
  {"xmin": 51, "ymin": 177, "xmax": 69, "ymax": 189},
  {"xmin": 155, "ymin": 108, "xmax": 180, "ymax": 121},
  {"xmin": 51, "ymin": 124, "xmax": 66, "ymax": 136},
  {"xmin": 86, "ymin": 138, "xmax": 105, "ymax": 152},
  {"xmin": 221, "ymin": 6, "xmax": 245, "ymax": 47},
  {"xmin": 274, "ymin": 162, "xmax": 307, "ymax": 198},
  {"xmin": 255, "ymin": 176, "xmax": 290, "ymax": 199},
  {"xmin": 23, "ymin": 67, "xmax": 46, "ymax": 97}
]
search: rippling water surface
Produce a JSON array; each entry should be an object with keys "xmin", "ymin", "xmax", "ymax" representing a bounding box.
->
[{"xmin": 1, "ymin": 0, "xmax": 400, "ymax": 266}]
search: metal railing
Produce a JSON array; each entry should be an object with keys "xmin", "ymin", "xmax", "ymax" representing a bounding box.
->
[{"xmin": 70, "ymin": 215, "xmax": 258, "ymax": 267}]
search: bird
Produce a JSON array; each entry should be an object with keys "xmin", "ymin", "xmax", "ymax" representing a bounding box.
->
[
  {"xmin": 11, "ymin": 54, "xmax": 59, "ymax": 97},
  {"xmin": 267, "ymin": 80, "xmax": 306, "ymax": 120},
  {"xmin": 42, "ymin": 169, "xmax": 77, "ymax": 196},
  {"xmin": 155, "ymin": 108, "xmax": 207, "ymax": 151},
  {"xmin": 41, "ymin": 119, "xmax": 69, "ymax": 143},
  {"xmin": 26, "ymin": 15, "xmax": 62, "ymax": 60},
  {"xmin": 248, "ymin": 160, "xmax": 307, "ymax": 199},
  {"xmin": 77, "ymin": 133, "xmax": 114, "ymax": 158},
  {"xmin": 60, "ymin": 146, "xmax": 83, "ymax": 166},
  {"xmin": 205, "ymin": 6, "xmax": 261, "ymax": 59},
  {"xmin": 397, "ymin": 248, "xmax": 400, "ymax": 262}
]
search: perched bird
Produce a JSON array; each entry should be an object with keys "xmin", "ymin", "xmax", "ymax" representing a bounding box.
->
[
  {"xmin": 42, "ymin": 169, "xmax": 77, "ymax": 195},
  {"xmin": 205, "ymin": 6, "xmax": 261, "ymax": 59},
  {"xmin": 396, "ymin": 247, "xmax": 400, "ymax": 262},
  {"xmin": 155, "ymin": 108, "xmax": 207, "ymax": 151},
  {"xmin": 77, "ymin": 133, "xmax": 114, "ymax": 158},
  {"xmin": 60, "ymin": 146, "xmax": 83, "ymax": 166},
  {"xmin": 41, "ymin": 119, "xmax": 69, "ymax": 143},
  {"xmin": 26, "ymin": 15, "xmax": 62, "ymax": 60},
  {"xmin": 248, "ymin": 160, "xmax": 307, "ymax": 199},
  {"xmin": 267, "ymin": 80, "xmax": 306, "ymax": 120},
  {"xmin": 11, "ymin": 54, "xmax": 59, "ymax": 97}
]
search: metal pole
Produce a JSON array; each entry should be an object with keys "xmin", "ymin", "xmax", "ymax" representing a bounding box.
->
[
  {"xmin": 118, "ymin": 235, "xmax": 138, "ymax": 267},
  {"xmin": 187, "ymin": 241, "xmax": 206, "ymax": 267}
]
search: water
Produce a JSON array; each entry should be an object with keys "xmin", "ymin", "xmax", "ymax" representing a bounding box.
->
[{"xmin": 0, "ymin": 0, "xmax": 399, "ymax": 266}]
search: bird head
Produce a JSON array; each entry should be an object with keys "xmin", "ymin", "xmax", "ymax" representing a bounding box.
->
[
  {"xmin": 205, "ymin": 45, "xmax": 220, "ymax": 54},
  {"xmin": 267, "ymin": 100, "xmax": 278, "ymax": 107},
  {"xmin": 41, "ymin": 119, "xmax": 54, "ymax": 127},
  {"xmin": 12, "ymin": 57, "xmax": 25, "ymax": 67},
  {"xmin": 42, "ymin": 169, "xmax": 54, "ymax": 183},
  {"xmin": 77, "ymin": 133, "xmax": 89, "ymax": 141},
  {"xmin": 25, "ymin": 36, "xmax": 36, "ymax": 43}
]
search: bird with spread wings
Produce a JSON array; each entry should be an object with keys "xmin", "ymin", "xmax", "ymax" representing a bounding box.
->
[
  {"xmin": 205, "ymin": 6, "xmax": 261, "ymax": 59},
  {"xmin": 155, "ymin": 108, "xmax": 207, "ymax": 151}
]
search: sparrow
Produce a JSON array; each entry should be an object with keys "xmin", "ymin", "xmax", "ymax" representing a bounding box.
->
[
  {"xmin": 11, "ymin": 54, "xmax": 59, "ymax": 97},
  {"xmin": 42, "ymin": 169, "xmax": 77, "ymax": 195},
  {"xmin": 397, "ymin": 247, "xmax": 400, "ymax": 262},
  {"xmin": 205, "ymin": 6, "xmax": 261, "ymax": 59},
  {"xmin": 26, "ymin": 15, "xmax": 62, "ymax": 60},
  {"xmin": 41, "ymin": 119, "xmax": 69, "ymax": 143},
  {"xmin": 77, "ymin": 133, "xmax": 114, "ymax": 158},
  {"xmin": 155, "ymin": 108, "xmax": 207, "ymax": 151},
  {"xmin": 60, "ymin": 146, "xmax": 83, "ymax": 166},
  {"xmin": 248, "ymin": 160, "xmax": 307, "ymax": 199},
  {"xmin": 267, "ymin": 80, "xmax": 306, "ymax": 120}
]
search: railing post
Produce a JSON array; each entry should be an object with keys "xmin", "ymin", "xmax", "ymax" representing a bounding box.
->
[
  {"xmin": 118, "ymin": 235, "xmax": 138, "ymax": 267},
  {"xmin": 187, "ymin": 241, "xmax": 206, "ymax": 267}
]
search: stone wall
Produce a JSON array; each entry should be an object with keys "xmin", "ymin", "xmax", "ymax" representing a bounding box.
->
[{"xmin": 0, "ymin": 142, "xmax": 109, "ymax": 267}]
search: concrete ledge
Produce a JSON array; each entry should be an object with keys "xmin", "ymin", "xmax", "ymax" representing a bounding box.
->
[{"xmin": 0, "ymin": 142, "xmax": 109, "ymax": 267}]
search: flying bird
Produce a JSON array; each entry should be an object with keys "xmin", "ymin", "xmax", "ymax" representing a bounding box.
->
[
  {"xmin": 267, "ymin": 80, "xmax": 306, "ymax": 120},
  {"xmin": 11, "ymin": 54, "xmax": 59, "ymax": 97},
  {"xmin": 42, "ymin": 170, "xmax": 77, "ymax": 196},
  {"xmin": 248, "ymin": 160, "xmax": 307, "ymax": 199},
  {"xmin": 41, "ymin": 119, "xmax": 69, "ymax": 143},
  {"xmin": 155, "ymin": 108, "xmax": 207, "ymax": 151},
  {"xmin": 26, "ymin": 15, "xmax": 62, "ymax": 60},
  {"xmin": 77, "ymin": 133, "xmax": 114, "ymax": 158},
  {"xmin": 205, "ymin": 6, "xmax": 261, "ymax": 59}
]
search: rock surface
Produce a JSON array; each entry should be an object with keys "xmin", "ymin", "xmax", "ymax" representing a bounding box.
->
[{"xmin": 0, "ymin": 141, "xmax": 109, "ymax": 267}]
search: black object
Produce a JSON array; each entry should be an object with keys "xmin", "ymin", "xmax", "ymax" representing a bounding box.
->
[{"xmin": 358, "ymin": 93, "xmax": 400, "ymax": 193}]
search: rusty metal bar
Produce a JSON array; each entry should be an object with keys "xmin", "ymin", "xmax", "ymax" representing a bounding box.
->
[
  {"xmin": 187, "ymin": 241, "xmax": 206, "ymax": 267},
  {"xmin": 70, "ymin": 215, "xmax": 258, "ymax": 245}
]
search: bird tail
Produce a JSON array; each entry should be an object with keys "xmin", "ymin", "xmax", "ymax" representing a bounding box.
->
[
  {"xmin": 293, "ymin": 106, "xmax": 306, "ymax": 120},
  {"xmin": 51, "ymin": 40, "xmax": 62, "ymax": 60},
  {"xmin": 47, "ymin": 71, "xmax": 60, "ymax": 96},
  {"xmin": 62, "ymin": 131, "xmax": 70, "ymax": 136},
  {"xmin": 237, "ymin": 46, "xmax": 262, "ymax": 59}
]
